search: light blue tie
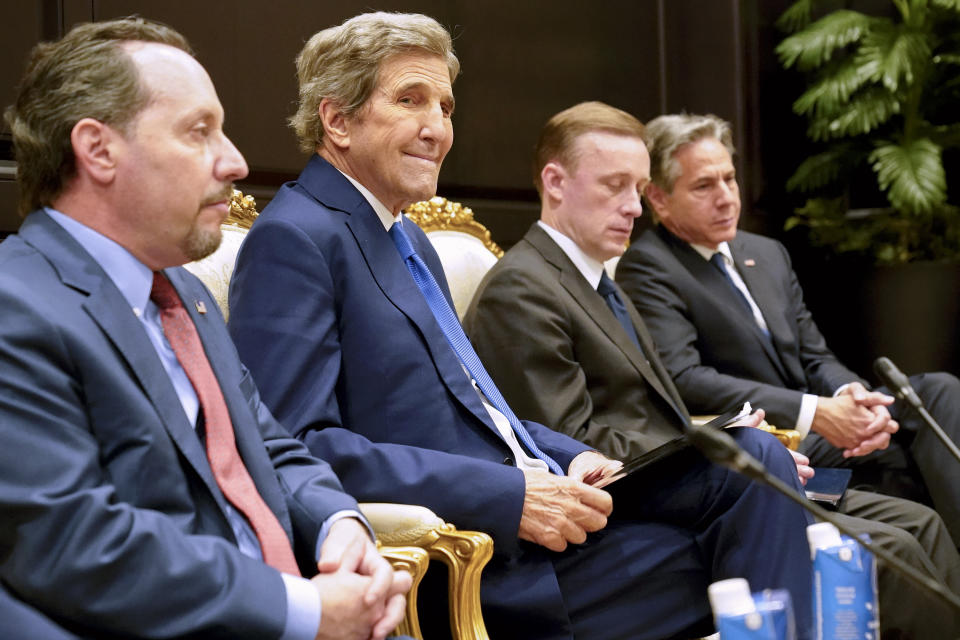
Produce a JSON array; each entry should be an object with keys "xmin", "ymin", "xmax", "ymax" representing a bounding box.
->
[{"xmin": 389, "ymin": 221, "xmax": 563, "ymax": 475}]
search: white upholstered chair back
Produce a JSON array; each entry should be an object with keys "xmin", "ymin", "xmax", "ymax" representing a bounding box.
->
[
  {"xmin": 404, "ymin": 197, "xmax": 503, "ymax": 319},
  {"xmin": 182, "ymin": 191, "xmax": 257, "ymax": 320}
]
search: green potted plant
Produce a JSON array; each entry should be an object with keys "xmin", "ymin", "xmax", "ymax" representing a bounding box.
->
[{"xmin": 776, "ymin": 0, "xmax": 960, "ymax": 265}]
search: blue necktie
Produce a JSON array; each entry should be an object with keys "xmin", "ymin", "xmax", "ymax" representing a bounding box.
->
[
  {"xmin": 709, "ymin": 253, "xmax": 770, "ymax": 338},
  {"xmin": 389, "ymin": 221, "xmax": 563, "ymax": 475},
  {"xmin": 597, "ymin": 272, "xmax": 641, "ymax": 350}
]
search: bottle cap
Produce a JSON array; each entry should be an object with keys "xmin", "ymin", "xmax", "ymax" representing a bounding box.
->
[
  {"xmin": 708, "ymin": 578, "xmax": 757, "ymax": 619},
  {"xmin": 807, "ymin": 522, "xmax": 843, "ymax": 559}
]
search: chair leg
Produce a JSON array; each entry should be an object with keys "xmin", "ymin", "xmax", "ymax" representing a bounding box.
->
[
  {"xmin": 380, "ymin": 545, "xmax": 430, "ymax": 639},
  {"xmin": 426, "ymin": 525, "xmax": 493, "ymax": 640}
]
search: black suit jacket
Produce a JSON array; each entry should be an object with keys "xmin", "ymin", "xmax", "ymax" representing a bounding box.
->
[
  {"xmin": 616, "ymin": 225, "xmax": 865, "ymax": 429},
  {"xmin": 464, "ymin": 223, "xmax": 690, "ymax": 461}
]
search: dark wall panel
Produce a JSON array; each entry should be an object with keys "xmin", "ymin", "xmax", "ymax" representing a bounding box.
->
[
  {"xmin": 2, "ymin": 0, "xmax": 752, "ymax": 245},
  {"xmin": 0, "ymin": 1, "xmax": 54, "ymax": 231}
]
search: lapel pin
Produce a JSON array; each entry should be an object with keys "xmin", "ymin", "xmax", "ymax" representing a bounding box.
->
[
  {"xmin": 744, "ymin": 259, "xmax": 756, "ymax": 267},
  {"xmin": 195, "ymin": 301, "xmax": 207, "ymax": 314}
]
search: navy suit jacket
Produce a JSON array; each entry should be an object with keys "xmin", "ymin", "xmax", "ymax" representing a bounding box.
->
[
  {"xmin": 616, "ymin": 226, "xmax": 866, "ymax": 428},
  {"xmin": 229, "ymin": 154, "xmax": 592, "ymax": 637},
  {"xmin": 0, "ymin": 211, "xmax": 358, "ymax": 638}
]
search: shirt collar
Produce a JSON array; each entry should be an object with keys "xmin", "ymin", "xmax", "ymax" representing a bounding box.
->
[
  {"xmin": 536, "ymin": 221, "xmax": 606, "ymax": 289},
  {"xmin": 44, "ymin": 207, "xmax": 154, "ymax": 316},
  {"xmin": 690, "ymin": 240, "xmax": 733, "ymax": 265},
  {"xmin": 338, "ymin": 170, "xmax": 402, "ymax": 230}
]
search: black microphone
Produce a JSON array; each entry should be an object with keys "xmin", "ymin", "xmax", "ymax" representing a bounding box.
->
[
  {"xmin": 684, "ymin": 421, "xmax": 960, "ymax": 613},
  {"xmin": 873, "ymin": 356, "xmax": 922, "ymax": 409},
  {"xmin": 873, "ymin": 356, "xmax": 960, "ymax": 465}
]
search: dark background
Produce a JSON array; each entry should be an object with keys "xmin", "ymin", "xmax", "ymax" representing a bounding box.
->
[{"xmin": 3, "ymin": 0, "xmax": 955, "ymax": 380}]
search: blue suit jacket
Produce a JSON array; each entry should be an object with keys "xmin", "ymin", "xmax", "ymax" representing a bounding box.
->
[
  {"xmin": 229, "ymin": 154, "xmax": 592, "ymax": 637},
  {"xmin": 0, "ymin": 211, "xmax": 358, "ymax": 638}
]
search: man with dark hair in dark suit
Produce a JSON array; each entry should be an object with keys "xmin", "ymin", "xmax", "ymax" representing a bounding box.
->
[{"xmin": 617, "ymin": 113, "xmax": 960, "ymax": 549}]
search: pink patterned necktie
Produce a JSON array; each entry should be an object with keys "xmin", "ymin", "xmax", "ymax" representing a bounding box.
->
[{"xmin": 151, "ymin": 272, "xmax": 300, "ymax": 575}]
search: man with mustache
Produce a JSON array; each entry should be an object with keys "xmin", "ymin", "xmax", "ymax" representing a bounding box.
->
[{"xmin": 0, "ymin": 17, "xmax": 409, "ymax": 639}]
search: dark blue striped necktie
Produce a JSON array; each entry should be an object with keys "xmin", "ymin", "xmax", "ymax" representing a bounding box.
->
[{"xmin": 597, "ymin": 272, "xmax": 641, "ymax": 349}]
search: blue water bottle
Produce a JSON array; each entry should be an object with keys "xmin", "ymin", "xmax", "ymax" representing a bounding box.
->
[
  {"xmin": 807, "ymin": 522, "xmax": 880, "ymax": 640},
  {"xmin": 708, "ymin": 577, "xmax": 796, "ymax": 639}
]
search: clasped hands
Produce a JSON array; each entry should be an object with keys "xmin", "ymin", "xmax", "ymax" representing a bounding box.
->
[
  {"xmin": 814, "ymin": 382, "xmax": 898, "ymax": 458},
  {"xmin": 311, "ymin": 518, "xmax": 412, "ymax": 640}
]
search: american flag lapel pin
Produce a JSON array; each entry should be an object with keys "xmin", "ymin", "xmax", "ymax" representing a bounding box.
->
[
  {"xmin": 195, "ymin": 300, "xmax": 207, "ymax": 314},
  {"xmin": 744, "ymin": 259, "xmax": 756, "ymax": 267}
]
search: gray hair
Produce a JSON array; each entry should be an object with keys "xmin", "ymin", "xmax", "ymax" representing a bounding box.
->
[
  {"xmin": 644, "ymin": 113, "xmax": 735, "ymax": 192},
  {"xmin": 290, "ymin": 12, "xmax": 460, "ymax": 154},
  {"xmin": 4, "ymin": 17, "xmax": 192, "ymax": 216}
]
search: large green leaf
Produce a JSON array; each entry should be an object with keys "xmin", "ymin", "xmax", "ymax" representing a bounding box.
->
[
  {"xmin": 776, "ymin": 0, "xmax": 815, "ymax": 33},
  {"xmin": 857, "ymin": 23, "xmax": 930, "ymax": 91},
  {"xmin": 777, "ymin": 10, "xmax": 875, "ymax": 71},
  {"xmin": 807, "ymin": 88, "xmax": 900, "ymax": 139},
  {"xmin": 786, "ymin": 147, "xmax": 860, "ymax": 192},
  {"xmin": 794, "ymin": 63, "xmax": 874, "ymax": 116},
  {"xmin": 869, "ymin": 138, "xmax": 947, "ymax": 212}
]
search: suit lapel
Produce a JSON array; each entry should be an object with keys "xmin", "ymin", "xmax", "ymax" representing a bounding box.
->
[
  {"xmin": 726, "ymin": 235, "xmax": 796, "ymax": 384},
  {"xmin": 526, "ymin": 225, "xmax": 689, "ymax": 424},
  {"xmin": 19, "ymin": 215, "xmax": 223, "ymax": 504},
  {"xmin": 660, "ymin": 227, "xmax": 791, "ymax": 383},
  {"xmin": 297, "ymin": 157, "xmax": 502, "ymax": 435}
]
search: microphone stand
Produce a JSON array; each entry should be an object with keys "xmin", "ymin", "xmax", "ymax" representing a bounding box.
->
[
  {"xmin": 874, "ymin": 356, "xmax": 960, "ymax": 466},
  {"xmin": 686, "ymin": 424, "xmax": 960, "ymax": 614},
  {"xmin": 910, "ymin": 404, "xmax": 960, "ymax": 464}
]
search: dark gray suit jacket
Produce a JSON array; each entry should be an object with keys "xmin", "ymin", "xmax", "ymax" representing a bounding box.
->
[
  {"xmin": 464, "ymin": 223, "xmax": 690, "ymax": 461},
  {"xmin": 0, "ymin": 211, "xmax": 358, "ymax": 638},
  {"xmin": 616, "ymin": 225, "xmax": 865, "ymax": 429}
]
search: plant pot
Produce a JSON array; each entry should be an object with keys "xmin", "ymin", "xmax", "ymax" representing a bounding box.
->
[{"xmin": 800, "ymin": 258, "xmax": 960, "ymax": 381}]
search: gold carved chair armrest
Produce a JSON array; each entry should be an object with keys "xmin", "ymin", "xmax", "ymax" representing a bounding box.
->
[
  {"xmin": 690, "ymin": 416, "xmax": 801, "ymax": 451},
  {"xmin": 359, "ymin": 503, "xmax": 492, "ymax": 640}
]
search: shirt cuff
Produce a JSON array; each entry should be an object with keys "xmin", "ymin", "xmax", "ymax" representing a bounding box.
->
[
  {"xmin": 795, "ymin": 393, "xmax": 818, "ymax": 439},
  {"xmin": 833, "ymin": 383, "xmax": 851, "ymax": 397},
  {"xmin": 279, "ymin": 573, "xmax": 320, "ymax": 640},
  {"xmin": 280, "ymin": 509, "xmax": 372, "ymax": 640},
  {"xmin": 314, "ymin": 509, "xmax": 374, "ymax": 560}
]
